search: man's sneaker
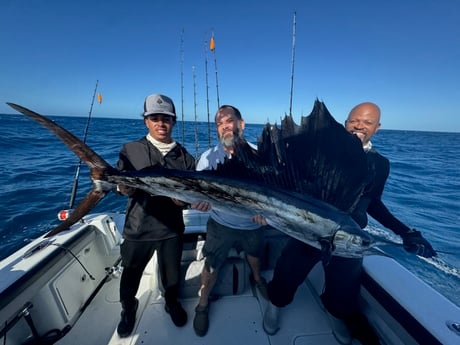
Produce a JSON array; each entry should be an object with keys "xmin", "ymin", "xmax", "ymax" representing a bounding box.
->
[
  {"xmin": 117, "ymin": 298, "xmax": 139, "ymax": 338},
  {"xmin": 326, "ymin": 311, "xmax": 352, "ymax": 345},
  {"xmin": 193, "ymin": 304, "xmax": 209, "ymax": 337},
  {"xmin": 165, "ymin": 302, "xmax": 187, "ymax": 327},
  {"xmin": 263, "ymin": 301, "xmax": 280, "ymax": 335}
]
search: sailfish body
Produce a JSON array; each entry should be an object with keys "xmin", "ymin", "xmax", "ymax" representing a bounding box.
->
[{"xmin": 7, "ymin": 100, "xmax": 375, "ymax": 258}]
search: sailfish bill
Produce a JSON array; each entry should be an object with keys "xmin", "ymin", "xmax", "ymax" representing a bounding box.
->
[{"xmin": 7, "ymin": 101, "xmax": 380, "ymax": 258}]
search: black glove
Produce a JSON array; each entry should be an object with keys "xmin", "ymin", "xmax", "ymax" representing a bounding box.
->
[{"xmin": 401, "ymin": 229, "xmax": 436, "ymax": 258}]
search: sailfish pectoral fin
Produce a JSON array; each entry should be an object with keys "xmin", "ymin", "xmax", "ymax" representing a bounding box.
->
[{"xmin": 45, "ymin": 188, "xmax": 107, "ymax": 237}]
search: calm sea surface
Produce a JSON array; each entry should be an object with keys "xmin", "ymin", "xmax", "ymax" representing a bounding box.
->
[{"xmin": 0, "ymin": 113, "xmax": 459, "ymax": 306}]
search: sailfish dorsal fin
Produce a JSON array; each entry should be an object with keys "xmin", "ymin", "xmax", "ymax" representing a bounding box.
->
[{"xmin": 229, "ymin": 99, "xmax": 370, "ymax": 213}]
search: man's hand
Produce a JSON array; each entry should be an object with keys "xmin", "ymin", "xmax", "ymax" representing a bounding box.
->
[
  {"xmin": 252, "ymin": 214, "xmax": 267, "ymax": 226},
  {"xmin": 401, "ymin": 229, "xmax": 437, "ymax": 258},
  {"xmin": 190, "ymin": 201, "xmax": 211, "ymax": 212},
  {"xmin": 118, "ymin": 184, "xmax": 136, "ymax": 197}
]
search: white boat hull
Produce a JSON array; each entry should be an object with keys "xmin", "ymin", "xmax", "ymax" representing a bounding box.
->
[{"xmin": 1, "ymin": 211, "xmax": 459, "ymax": 345}]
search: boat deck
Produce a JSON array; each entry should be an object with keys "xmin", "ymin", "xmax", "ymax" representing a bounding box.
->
[
  {"xmin": 52, "ymin": 222, "xmax": 341, "ymax": 345},
  {"xmin": 56, "ymin": 265, "xmax": 341, "ymax": 345},
  {"xmin": 4, "ymin": 212, "xmax": 460, "ymax": 345}
]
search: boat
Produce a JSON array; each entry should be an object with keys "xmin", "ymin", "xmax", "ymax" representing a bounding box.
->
[{"xmin": 1, "ymin": 209, "xmax": 459, "ymax": 345}]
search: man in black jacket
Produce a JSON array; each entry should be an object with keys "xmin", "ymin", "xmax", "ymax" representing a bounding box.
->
[
  {"xmin": 263, "ymin": 102, "xmax": 436, "ymax": 344},
  {"xmin": 346, "ymin": 102, "xmax": 435, "ymax": 252},
  {"xmin": 115, "ymin": 94, "xmax": 209, "ymax": 337}
]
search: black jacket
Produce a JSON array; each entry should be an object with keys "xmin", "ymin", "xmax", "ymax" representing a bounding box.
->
[
  {"xmin": 116, "ymin": 137, "xmax": 195, "ymax": 241},
  {"xmin": 351, "ymin": 148, "xmax": 411, "ymax": 235}
]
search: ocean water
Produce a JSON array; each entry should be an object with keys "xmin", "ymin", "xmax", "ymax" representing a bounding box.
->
[{"xmin": 0, "ymin": 113, "xmax": 459, "ymax": 307}]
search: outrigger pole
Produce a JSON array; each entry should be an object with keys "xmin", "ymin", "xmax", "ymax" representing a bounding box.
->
[
  {"xmin": 68, "ymin": 80, "xmax": 101, "ymax": 209},
  {"xmin": 289, "ymin": 11, "xmax": 297, "ymax": 117}
]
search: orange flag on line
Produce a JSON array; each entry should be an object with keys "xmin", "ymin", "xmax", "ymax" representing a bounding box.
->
[
  {"xmin": 210, "ymin": 36, "xmax": 215, "ymax": 51},
  {"xmin": 97, "ymin": 92, "xmax": 102, "ymax": 104}
]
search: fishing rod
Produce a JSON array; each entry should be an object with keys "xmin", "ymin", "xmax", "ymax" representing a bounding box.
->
[
  {"xmin": 192, "ymin": 66, "xmax": 199, "ymax": 160},
  {"xmin": 204, "ymin": 38, "xmax": 211, "ymax": 148},
  {"xmin": 210, "ymin": 31, "xmax": 220, "ymax": 108},
  {"xmin": 289, "ymin": 11, "xmax": 297, "ymax": 117},
  {"xmin": 68, "ymin": 80, "xmax": 100, "ymax": 209},
  {"xmin": 180, "ymin": 28, "xmax": 185, "ymax": 144}
]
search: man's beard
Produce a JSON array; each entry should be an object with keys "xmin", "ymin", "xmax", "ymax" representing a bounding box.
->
[{"xmin": 220, "ymin": 129, "xmax": 242, "ymax": 149}]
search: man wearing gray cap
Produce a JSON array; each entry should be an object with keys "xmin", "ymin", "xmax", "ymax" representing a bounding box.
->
[{"xmin": 115, "ymin": 94, "xmax": 209, "ymax": 337}]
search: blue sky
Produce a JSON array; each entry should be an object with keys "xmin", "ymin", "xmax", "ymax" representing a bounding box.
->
[{"xmin": 1, "ymin": 0, "xmax": 459, "ymax": 132}]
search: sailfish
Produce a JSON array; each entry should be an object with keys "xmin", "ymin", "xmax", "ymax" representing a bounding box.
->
[{"xmin": 7, "ymin": 100, "xmax": 378, "ymax": 258}]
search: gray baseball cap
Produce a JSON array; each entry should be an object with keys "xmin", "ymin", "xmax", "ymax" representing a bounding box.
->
[{"xmin": 143, "ymin": 94, "xmax": 176, "ymax": 117}]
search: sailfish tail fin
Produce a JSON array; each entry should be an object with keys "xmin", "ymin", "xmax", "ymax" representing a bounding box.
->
[
  {"xmin": 6, "ymin": 102, "xmax": 115, "ymax": 236},
  {"xmin": 6, "ymin": 103, "xmax": 112, "ymax": 171}
]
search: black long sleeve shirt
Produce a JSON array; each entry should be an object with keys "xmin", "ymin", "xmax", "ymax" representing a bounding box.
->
[
  {"xmin": 350, "ymin": 148, "xmax": 411, "ymax": 235},
  {"xmin": 116, "ymin": 137, "xmax": 195, "ymax": 241}
]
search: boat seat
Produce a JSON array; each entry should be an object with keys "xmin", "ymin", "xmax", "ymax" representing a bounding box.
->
[
  {"xmin": 177, "ymin": 226, "xmax": 290, "ymax": 299},
  {"xmin": 178, "ymin": 232, "xmax": 249, "ymax": 299}
]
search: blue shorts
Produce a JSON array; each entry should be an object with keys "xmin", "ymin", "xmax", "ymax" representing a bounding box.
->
[{"xmin": 203, "ymin": 217, "xmax": 264, "ymax": 271}]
